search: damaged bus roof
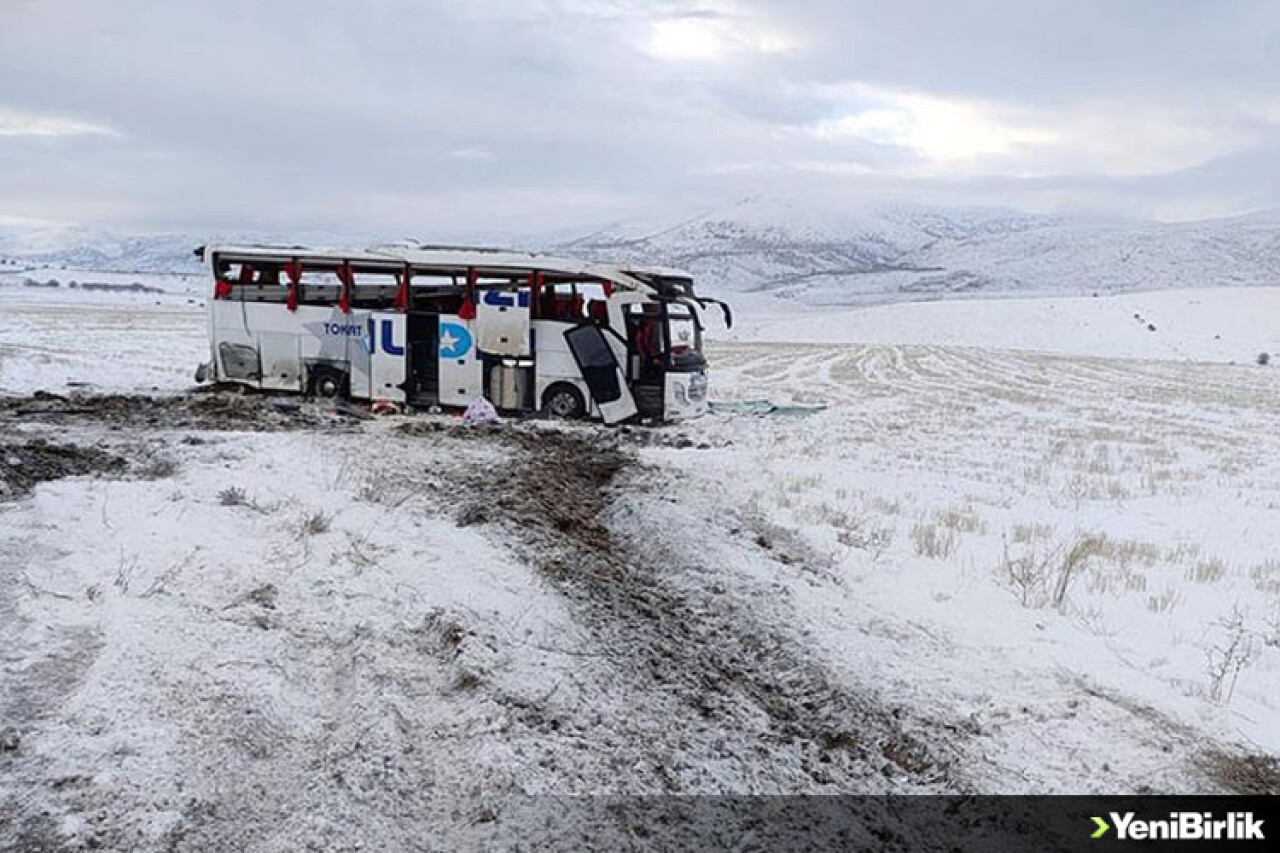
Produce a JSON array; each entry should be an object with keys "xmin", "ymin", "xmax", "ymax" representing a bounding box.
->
[{"xmin": 196, "ymin": 244, "xmax": 693, "ymax": 292}]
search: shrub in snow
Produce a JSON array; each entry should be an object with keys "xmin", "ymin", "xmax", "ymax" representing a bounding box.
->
[
  {"xmin": 1258, "ymin": 352, "xmax": 1270, "ymax": 366},
  {"xmin": 300, "ymin": 510, "xmax": 332, "ymax": 536},
  {"xmin": 1205, "ymin": 606, "xmax": 1258, "ymax": 705},
  {"xmin": 218, "ymin": 486, "xmax": 248, "ymax": 506}
]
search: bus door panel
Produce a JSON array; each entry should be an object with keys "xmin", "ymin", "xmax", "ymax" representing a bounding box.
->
[
  {"xmin": 563, "ymin": 324, "xmax": 637, "ymax": 424},
  {"xmin": 257, "ymin": 331, "xmax": 301, "ymax": 391},
  {"xmin": 211, "ymin": 298, "xmax": 258, "ymax": 383},
  {"xmin": 437, "ymin": 315, "xmax": 482, "ymax": 406},
  {"xmin": 345, "ymin": 310, "xmax": 373, "ymax": 400},
  {"xmin": 369, "ymin": 311, "xmax": 407, "ymax": 403},
  {"xmin": 476, "ymin": 289, "xmax": 531, "ymax": 356}
]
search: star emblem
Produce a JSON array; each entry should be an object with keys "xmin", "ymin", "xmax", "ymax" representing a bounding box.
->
[{"xmin": 440, "ymin": 329, "xmax": 460, "ymax": 356}]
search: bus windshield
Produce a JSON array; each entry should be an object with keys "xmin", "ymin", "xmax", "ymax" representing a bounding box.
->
[{"xmin": 666, "ymin": 305, "xmax": 704, "ymax": 371}]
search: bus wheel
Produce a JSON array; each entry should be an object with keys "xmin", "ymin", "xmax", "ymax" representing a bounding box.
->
[
  {"xmin": 308, "ymin": 366, "xmax": 349, "ymax": 400},
  {"xmin": 542, "ymin": 383, "xmax": 585, "ymax": 419}
]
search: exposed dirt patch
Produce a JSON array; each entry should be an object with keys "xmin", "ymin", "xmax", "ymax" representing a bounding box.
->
[
  {"xmin": 0, "ymin": 390, "xmax": 363, "ymax": 433},
  {"xmin": 1201, "ymin": 749, "xmax": 1280, "ymax": 794},
  {"xmin": 0, "ymin": 438, "xmax": 127, "ymax": 499},
  {"xmin": 424, "ymin": 422, "xmax": 956, "ymax": 793}
]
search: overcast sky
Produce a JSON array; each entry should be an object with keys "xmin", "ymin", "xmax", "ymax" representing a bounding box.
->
[{"xmin": 2, "ymin": 0, "xmax": 1279, "ymax": 236}]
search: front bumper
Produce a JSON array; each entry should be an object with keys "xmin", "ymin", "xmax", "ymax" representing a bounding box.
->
[{"xmin": 664, "ymin": 371, "xmax": 709, "ymax": 420}]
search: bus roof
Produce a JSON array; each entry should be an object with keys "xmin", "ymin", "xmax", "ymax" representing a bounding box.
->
[{"xmin": 199, "ymin": 244, "xmax": 694, "ymax": 289}]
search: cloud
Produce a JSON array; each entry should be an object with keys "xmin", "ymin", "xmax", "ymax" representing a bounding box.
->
[
  {"xmin": 0, "ymin": 0, "xmax": 1277, "ymax": 231},
  {"xmin": 803, "ymin": 86, "xmax": 1057, "ymax": 168},
  {"xmin": 793, "ymin": 84, "xmax": 1268, "ymax": 180},
  {"xmin": 0, "ymin": 108, "xmax": 116, "ymax": 138},
  {"xmin": 449, "ymin": 147, "xmax": 496, "ymax": 161},
  {"xmin": 642, "ymin": 11, "xmax": 798, "ymax": 61}
]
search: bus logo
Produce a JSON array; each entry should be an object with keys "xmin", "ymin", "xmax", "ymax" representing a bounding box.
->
[
  {"xmin": 323, "ymin": 322, "xmax": 365, "ymax": 337},
  {"xmin": 439, "ymin": 322, "xmax": 472, "ymax": 358}
]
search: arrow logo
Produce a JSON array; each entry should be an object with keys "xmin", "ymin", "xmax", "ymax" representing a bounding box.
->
[{"xmin": 1091, "ymin": 816, "xmax": 1111, "ymax": 839}]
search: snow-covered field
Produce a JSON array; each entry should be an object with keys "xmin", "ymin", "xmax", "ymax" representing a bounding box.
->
[
  {"xmin": 702, "ymin": 338, "xmax": 1280, "ymax": 777},
  {"xmin": 0, "ymin": 274, "xmax": 206, "ymax": 395},
  {"xmin": 2, "ymin": 283, "xmax": 1278, "ymax": 849},
  {"xmin": 730, "ymin": 286, "xmax": 1280, "ymax": 365}
]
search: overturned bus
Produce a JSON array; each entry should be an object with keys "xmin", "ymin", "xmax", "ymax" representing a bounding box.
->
[{"xmin": 193, "ymin": 245, "xmax": 731, "ymax": 423}]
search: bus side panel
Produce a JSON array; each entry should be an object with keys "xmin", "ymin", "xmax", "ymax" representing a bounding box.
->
[
  {"xmin": 244, "ymin": 303, "xmax": 304, "ymax": 392},
  {"xmin": 369, "ymin": 312, "xmax": 406, "ymax": 403},
  {"xmin": 530, "ymin": 320, "xmax": 596, "ymax": 417},
  {"xmin": 211, "ymin": 298, "xmax": 259, "ymax": 386},
  {"xmin": 476, "ymin": 290, "xmax": 531, "ymax": 356},
  {"xmin": 437, "ymin": 314, "xmax": 481, "ymax": 407},
  {"xmin": 233, "ymin": 303, "xmax": 378, "ymax": 395},
  {"xmin": 258, "ymin": 332, "xmax": 301, "ymax": 391},
  {"xmin": 345, "ymin": 311, "xmax": 374, "ymax": 401}
]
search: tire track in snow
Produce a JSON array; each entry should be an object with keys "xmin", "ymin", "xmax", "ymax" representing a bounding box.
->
[
  {"xmin": 0, "ymin": 520, "xmax": 105, "ymax": 853},
  {"xmin": 429, "ymin": 424, "xmax": 963, "ymax": 795}
]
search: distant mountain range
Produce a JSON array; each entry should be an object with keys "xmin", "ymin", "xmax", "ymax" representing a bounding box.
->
[
  {"xmin": 0, "ymin": 226, "xmax": 206, "ymax": 275},
  {"xmin": 557, "ymin": 197, "xmax": 1280, "ymax": 305},
  {"xmin": 4, "ymin": 198, "xmax": 1279, "ymax": 305}
]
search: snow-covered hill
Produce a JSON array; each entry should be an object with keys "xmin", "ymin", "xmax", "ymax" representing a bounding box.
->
[
  {"xmin": 0, "ymin": 225, "xmax": 206, "ymax": 274},
  {"xmin": 4, "ymin": 199, "xmax": 1280, "ymax": 306},
  {"xmin": 560, "ymin": 197, "xmax": 1280, "ymax": 305}
]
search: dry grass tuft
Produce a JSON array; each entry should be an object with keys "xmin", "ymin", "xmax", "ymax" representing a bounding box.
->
[
  {"xmin": 910, "ymin": 522, "xmax": 959, "ymax": 560},
  {"xmin": 1201, "ymin": 750, "xmax": 1280, "ymax": 794},
  {"xmin": 218, "ymin": 485, "xmax": 248, "ymax": 506},
  {"xmin": 1000, "ymin": 531, "xmax": 1107, "ymax": 610},
  {"xmin": 299, "ymin": 510, "xmax": 332, "ymax": 536},
  {"xmin": 1187, "ymin": 558, "xmax": 1227, "ymax": 585}
]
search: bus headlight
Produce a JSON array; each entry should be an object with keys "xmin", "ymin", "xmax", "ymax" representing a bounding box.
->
[{"xmin": 689, "ymin": 373, "xmax": 708, "ymax": 402}]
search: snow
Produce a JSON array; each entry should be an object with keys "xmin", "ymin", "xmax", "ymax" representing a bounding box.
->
[
  {"xmin": 3, "ymin": 277, "xmax": 1279, "ymax": 848},
  {"xmin": 0, "ymin": 281, "xmax": 207, "ymax": 395},
  {"xmin": 1, "ymin": 428, "xmax": 599, "ymax": 848},
  {"xmin": 670, "ymin": 339, "xmax": 1280, "ymax": 789},
  {"xmin": 729, "ymin": 286, "xmax": 1280, "ymax": 364}
]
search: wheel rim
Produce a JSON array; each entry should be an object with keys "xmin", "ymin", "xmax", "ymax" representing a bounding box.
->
[
  {"xmin": 548, "ymin": 391, "xmax": 579, "ymax": 418},
  {"xmin": 317, "ymin": 376, "xmax": 339, "ymax": 397}
]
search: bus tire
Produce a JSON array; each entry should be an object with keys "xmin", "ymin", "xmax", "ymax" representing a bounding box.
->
[
  {"xmin": 308, "ymin": 365, "xmax": 349, "ymax": 400},
  {"xmin": 542, "ymin": 383, "xmax": 585, "ymax": 419}
]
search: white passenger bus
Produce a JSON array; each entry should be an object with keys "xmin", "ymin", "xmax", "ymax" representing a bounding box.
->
[{"xmin": 193, "ymin": 245, "xmax": 731, "ymax": 423}]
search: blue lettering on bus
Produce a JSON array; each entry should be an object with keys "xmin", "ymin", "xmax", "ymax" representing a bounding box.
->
[
  {"xmin": 483, "ymin": 291, "xmax": 530, "ymax": 308},
  {"xmin": 363, "ymin": 317, "xmax": 406, "ymax": 356},
  {"xmin": 380, "ymin": 319, "xmax": 404, "ymax": 356},
  {"xmin": 324, "ymin": 322, "xmax": 365, "ymax": 337}
]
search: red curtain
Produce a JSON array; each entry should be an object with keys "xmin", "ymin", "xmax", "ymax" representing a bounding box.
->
[
  {"xmin": 458, "ymin": 267, "xmax": 477, "ymax": 320},
  {"xmin": 394, "ymin": 265, "xmax": 410, "ymax": 312},
  {"xmin": 338, "ymin": 262, "xmax": 353, "ymax": 314},
  {"xmin": 285, "ymin": 259, "xmax": 301, "ymax": 312}
]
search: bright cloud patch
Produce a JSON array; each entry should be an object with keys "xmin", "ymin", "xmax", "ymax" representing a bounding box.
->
[
  {"xmin": 803, "ymin": 85, "xmax": 1268, "ymax": 179},
  {"xmin": 809, "ymin": 87, "xmax": 1055, "ymax": 167},
  {"xmin": 0, "ymin": 108, "xmax": 116, "ymax": 138},
  {"xmin": 644, "ymin": 15, "xmax": 796, "ymax": 62}
]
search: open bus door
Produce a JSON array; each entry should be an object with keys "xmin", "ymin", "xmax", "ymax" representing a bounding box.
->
[{"xmin": 563, "ymin": 324, "xmax": 637, "ymax": 424}]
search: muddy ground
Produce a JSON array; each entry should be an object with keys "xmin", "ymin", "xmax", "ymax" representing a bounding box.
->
[
  {"xmin": 0, "ymin": 390, "xmax": 364, "ymax": 433},
  {"xmin": 2, "ymin": 391, "xmax": 1273, "ymax": 851},
  {"xmin": 438, "ymin": 425, "xmax": 953, "ymax": 786},
  {"xmin": 0, "ymin": 440, "xmax": 127, "ymax": 500}
]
